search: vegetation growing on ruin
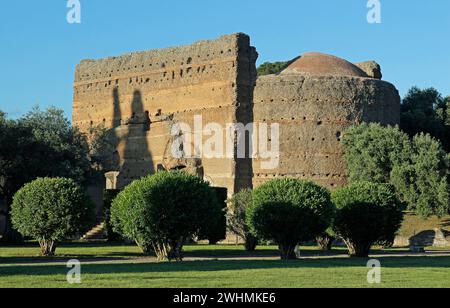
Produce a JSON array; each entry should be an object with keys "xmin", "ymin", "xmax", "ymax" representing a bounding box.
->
[{"xmin": 257, "ymin": 61, "xmax": 290, "ymax": 76}]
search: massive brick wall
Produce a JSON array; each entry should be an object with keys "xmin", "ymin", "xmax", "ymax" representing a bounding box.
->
[
  {"xmin": 73, "ymin": 33, "xmax": 258, "ymax": 194},
  {"xmin": 253, "ymin": 74, "xmax": 400, "ymax": 189},
  {"xmin": 73, "ymin": 33, "xmax": 400, "ymax": 198}
]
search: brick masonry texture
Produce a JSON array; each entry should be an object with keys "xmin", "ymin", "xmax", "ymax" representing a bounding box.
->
[{"xmin": 73, "ymin": 33, "xmax": 400, "ymax": 196}]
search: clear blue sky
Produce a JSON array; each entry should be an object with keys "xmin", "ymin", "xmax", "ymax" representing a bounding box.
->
[{"xmin": 0, "ymin": 1, "xmax": 449, "ymax": 119}]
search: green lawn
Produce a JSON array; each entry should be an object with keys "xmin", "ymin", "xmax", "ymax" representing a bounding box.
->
[{"xmin": 1, "ymin": 243, "xmax": 450, "ymax": 288}]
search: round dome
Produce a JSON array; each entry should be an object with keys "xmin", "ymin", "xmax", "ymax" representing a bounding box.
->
[{"xmin": 281, "ymin": 52, "xmax": 368, "ymax": 77}]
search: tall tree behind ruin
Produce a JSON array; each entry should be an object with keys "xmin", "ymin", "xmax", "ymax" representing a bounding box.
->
[{"xmin": 400, "ymin": 87, "xmax": 450, "ymax": 152}]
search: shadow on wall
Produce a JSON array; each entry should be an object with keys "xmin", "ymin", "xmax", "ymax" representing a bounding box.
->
[{"xmin": 110, "ymin": 88, "xmax": 154, "ymax": 188}]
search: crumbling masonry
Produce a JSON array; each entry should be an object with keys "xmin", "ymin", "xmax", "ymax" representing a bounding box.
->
[{"xmin": 73, "ymin": 33, "xmax": 400, "ymax": 199}]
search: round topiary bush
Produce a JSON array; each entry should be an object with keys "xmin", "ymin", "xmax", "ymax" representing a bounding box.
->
[
  {"xmin": 332, "ymin": 181, "xmax": 404, "ymax": 257},
  {"xmin": 110, "ymin": 171, "xmax": 221, "ymax": 261},
  {"xmin": 247, "ymin": 179, "xmax": 335, "ymax": 260},
  {"xmin": 11, "ymin": 177, "xmax": 95, "ymax": 256}
]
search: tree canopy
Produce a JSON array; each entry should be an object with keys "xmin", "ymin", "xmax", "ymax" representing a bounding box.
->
[
  {"xmin": 342, "ymin": 123, "xmax": 450, "ymax": 218},
  {"xmin": 257, "ymin": 61, "xmax": 289, "ymax": 76},
  {"xmin": 401, "ymin": 87, "xmax": 450, "ymax": 152},
  {"xmin": 0, "ymin": 106, "xmax": 105, "ymax": 241}
]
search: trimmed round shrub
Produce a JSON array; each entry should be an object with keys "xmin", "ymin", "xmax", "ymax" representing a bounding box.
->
[
  {"xmin": 11, "ymin": 177, "xmax": 95, "ymax": 256},
  {"xmin": 247, "ymin": 179, "xmax": 335, "ymax": 260},
  {"xmin": 332, "ymin": 182, "xmax": 404, "ymax": 257},
  {"xmin": 110, "ymin": 171, "xmax": 220, "ymax": 261}
]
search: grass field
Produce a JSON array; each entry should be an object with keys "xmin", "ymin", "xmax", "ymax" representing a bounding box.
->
[{"xmin": 1, "ymin": 242, "xmax": 450, "ymax": 288}]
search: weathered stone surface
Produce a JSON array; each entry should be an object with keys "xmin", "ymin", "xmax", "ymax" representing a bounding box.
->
[
  {"xmin": 354, "ymin": 61, "xmax": 383, "ymax": 79},
  {"xmin": 73, "ymin": 33, "xmax": 400, "ymax": 196},
  {"xmin": 73, "ymin": 33, "xmax": 258, "ymax": 195},
  {"xmin": 281, "ymin": 52, "xmax": 368, "ymax": 77},
  {"xmin": 395, "ymin": 229, "xmax": 450, "ymax": 248},
  {"xmin": 253, "ymin": 73, "xmax": 400, "ymax": 189}
]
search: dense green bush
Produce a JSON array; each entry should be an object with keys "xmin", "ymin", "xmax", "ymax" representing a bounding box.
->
[
  {"xmin": 342, "ymin": 123, "xmax": 410, "ymax": 183},
  {"xmin": 248, "ymin": 179, "xmax": 334, "ymax": 260},
  {"xmin": 110, "ymin": 171, "xmax": 220, "ymax": 261},
  {"xmin": 391, "ymin": 134, "xmax": 450, "ymax": 218},
  {"xmin": 11, "ymin": 178, "xmax": 95, "ymax": 256},
  {"xmin": 257, "ymin": 61, "xmax": 290, "ymax": 76},
  {"xmin": 227, "ymin": 189, "xmax": 259, "ymax": 252},
  {"xmin": 332, "ymin": 182, "xmax": 404, "ymax": 257},
  {"xmin": 342, "ymin": 123, "xmax": 450, "ymax": 218}
]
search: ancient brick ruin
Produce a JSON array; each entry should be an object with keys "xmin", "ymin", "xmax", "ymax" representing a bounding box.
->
[{"xmin": 73, "ymin": 33, "xmax": 400, "ymax": 197}]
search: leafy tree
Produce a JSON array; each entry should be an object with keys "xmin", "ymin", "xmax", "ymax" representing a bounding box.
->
[
  {"xmin": 332, "ymin": 182, "xmax": 404, "ymax": 257},
  {"xmin": 436, "ymin": 96, "xmax": 450, "ymax": 126},
  {"xmin": 0, "ymin": 107, "xmax": 105, "ymax": 242},
  {"xmin": 342, "ymin": 123, "xmax": 410, "ymax": 183},
  {"xmin": 257, "ymin": 61, "xmax": 290, "ymax": 76},
  {"xmin": 110, "ymin": 172, "xmax": 220, "ymax": 261},
  {"xmin": 20, "ymin": 106, "xmax": 92, "ymax": 184},
  {"xmin": 248, "ymin": 179, "xmax": 334, "ymax": 260},
  {"xmin": 391, "ymin": 134, "xmax": 450, "ymax": 218},
  {"xmin": 0, "ymin": 115, "xmax": 52, "ymax": 241},
  {"xmin": 401, "ymin": 87, "xmax": 450, "ymax": 152},
  {"xmin": 226, "ymin": 189, "xmax": 259, "ymax": 252},
  {"xmin": 342, "ymin": 123, "xmax": 449, "ymax": 218},
  {"xmin": 11, "ymin": 178, "xmax": 95, "ymax": 256}
]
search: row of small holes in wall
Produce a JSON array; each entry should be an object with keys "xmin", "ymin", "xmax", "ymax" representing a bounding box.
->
[
  {"xmin": 284, "ymin": 135, "xmax": 341, "ymax": 143},
  {"xmin": 276, "ymin": 153, "xmax": 339, "ymax": 161},
  {"xmin": 76, "ymin": 62, "xmax": 236, "ymax": 94},
  {"xmin": 77, "ymin": 49, "xmax": 234, "ymax": 81},
  {"xmin": 257, "ymin": 96, "xmax": 355, "ymax": 106},
  {"xmin": 253, "ymin": 174, "xmax": 343, "ymax": 187},
  {"xmin": 75, "ymin": 88, "xmax": 229, "ymax": 115},
  {"xmin": 87, "ymin": 110, "xmax": 155, "ymax": 126},
  {"xmin": 259, "ymin": 117, "xmax": 345, "ymax": 124},
  {"xmin": 253, "ymin": 173, "xmax": 345, "ymax": 179},
  {"xmin": 257, "ymin": 98, "xmax": 355, "ymax": 105}
]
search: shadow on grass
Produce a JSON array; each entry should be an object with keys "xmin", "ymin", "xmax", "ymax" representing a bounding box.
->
[
  {"xmin": 0, "ymin": 246, "xmax": 345, "ymax": 264},
  {"xmin": 2, "ymin": 255, "xmax": 450, "ymax": 278}
]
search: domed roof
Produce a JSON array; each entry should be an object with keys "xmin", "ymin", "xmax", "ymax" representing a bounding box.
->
[{"xmin": 281, "ymin": 52, "xmax": 368, "ymax": 77}]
